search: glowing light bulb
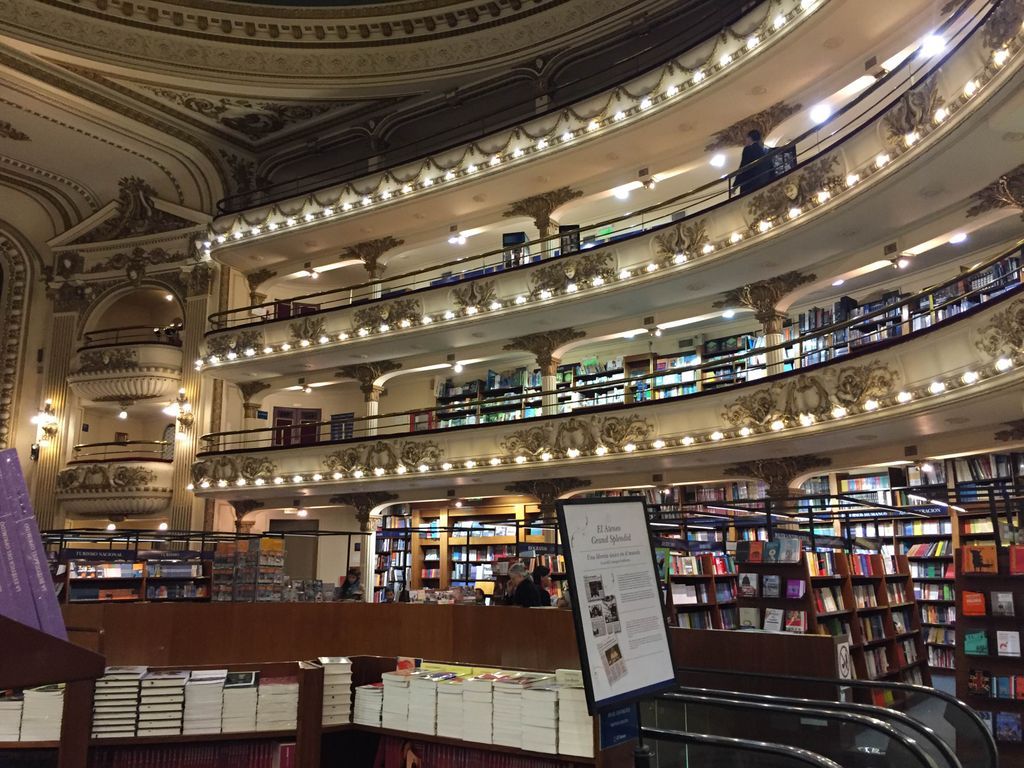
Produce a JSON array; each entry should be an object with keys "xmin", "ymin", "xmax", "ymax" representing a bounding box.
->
[
  {"xmin": 595, "ymin": 445, "xmax": 608, "ymax": 456},
  {"xmin": 681, "ymin": 436, "xmax": 695, "ymax": 446},
  {"xmin": 934, "ymin": 107, "xmax": 948, "ymax": 123},
  {"xmin": 831, "ymin": 406, "xmax": 847, "ymax": 419},
  {"xmin": 709, "ymin": 431, "xmax": 724, "ymax": 441},
  {"xmin": 691, "ymin": 71, "xmax": 705, "ymax": 85},
  {"xmin": 928, "ymin": 381, "xmax": 946, "ymax": 394},
  {"xmin": 997, "ymin": 358, "xmax": 1013, "ymax": 371},
  {"xmin": 897, "ymin": 391, "xmax": 913, "ymax": 403},
  {"xmin": 863, "ymin": 399, "xmax": 879, "ymax": 411},
  {"xmin": 640, "ymin": 97, "xmax": 652, "ymax": 110},
  {"xmin": 729, "ymin": 232, "xmax": 743, "ymax": 244},
  {"xmin": 963, "ymin": 79, "xmax": 978, "ymax": 97},
  {"xmin": 465, "ymin": 460, "xmax": 477, "ymax": 469},
  {"xmin": 739, "ymin": 427, "xmax": 752, "ymax": 437},
  {"xmin": 515, "ymin": 455, "xmax": 527, "ymax": 464},
  {"xmin": 875, "ymin": 153, "xmax": 890, "ymax": 168},
  {"xmin": 418, "ymin": 464, "xmax": 430, "ymax": 473},
  {"xmin": 623, "ymin": 443, "xmax": 637, "ymax": 453},
  {"xmin": 374, "ymin": 467, "xmax": 386, "ymax": 476},
  {"xmin": 541, "ymin": 452, "xmax": 553, "ymax": 461},
  {"xmin": 613, "ymin": 111, "xmax": 626, "ymax": 122},
  {"xmin": 566, "ymin": 448, "xmax": 581, "ymax": 458},
  {"xmin": 770, "ymin": 419, "xmax": 785, "ymax": 431},
  {"xmin": 816, "ymin": 189, "xmax": 831, "ymax": 204},
  {"xmin": 961, "ymin": 371, "xmax": 979, "ymax": 384},
  {"xmin": 747, "ymin": 35, "xmax": 759, "ymax": 49},
  {"xmin": 810, "ymin": 103, "xmax": 831, "ymax": 124},
  {"xmin": 702, "ymin": 243, "xmax": 715, "ymax": 255},
  {"xmin": 719, "ymin": 54, "xmax": 733, "ymax": 67},
  {"xmin": 489, "ymin": 458, "xmax": 501, "ymax": 466},
  {"xmin": 652, "ymin": 439, "xmax": 666, "ymax": 449},
  {"xmin": 514, "ymin": 295, "xmax": 527, "ymax": 305},
  {"xmin": 441, "ymin": 462, "xmax": 453, "ymax": 471},
  {"xmin": 846, "ymin": 173, "xmax": 860, "ymax": 187}
]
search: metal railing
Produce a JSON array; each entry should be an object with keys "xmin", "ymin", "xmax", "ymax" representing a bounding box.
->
[
  {"xmin": 80, "ymin": 324, "xmax": 184, "ymax": 349},
  {"xmin": 198, "ymin": 241, "xmax": 1023, "ymax": 452},
  {"xmin": 70, "ymin": 441, "xmax": 174, "ymax": 462},
  {"xmin": 207, "ymin": 0, "xmax": 995, "ymax": 331}
]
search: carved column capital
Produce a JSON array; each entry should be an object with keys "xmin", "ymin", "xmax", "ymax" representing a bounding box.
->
[
  {"xmin": 504, "ymin": 477, "xmax": 591, "ymax": 516},
  {"xmin": 238, "ymin": 381, "xmax": 271, "ymax": 418},
  {"xmin": 329, "ymin": 492, "xmax": 399, "ymax": 532},
  {"xmin": 967, "ymin": 162, "xmax": 1024, "ymax": 221},
  {"xmin": 341, "ymin": 236, "xmax": 405, "ymax": 280},
  {"xmin": 229, "ymin": 499, "xmax": 264, "ymax": 532},
  {"xmin": 704, "ymin": 101, "xmax": 803, "ymax": 151},
  {"xmin": 503, "ymin": 327, "xmax": 585, "ymax": 376},
  {"xmin": 714, "ymin": 271, "xmax": 816, "ymax": 334},
  {"xmin": 336, "ymin": 361, "xmax": 402, "ymax": 398},
  {"xmin": 502, "ymin": 186, "xmax": 584, "ymax": 239},
  {"xmin": 245, "ymin": 268, "xmax": 276, "ymax": 306},
  {"xmin": 724, "ymin": 454, "xmax": 831, "ymax": 503},
  {"xmin": 995, "ymin": 419, "xmax": 1024, "ymax": 442}
]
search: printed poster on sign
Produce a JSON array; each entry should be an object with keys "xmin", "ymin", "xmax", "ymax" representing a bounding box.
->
[{"xmin": 557, "ymin": 498, "xmax": 676, "ymax": 713}]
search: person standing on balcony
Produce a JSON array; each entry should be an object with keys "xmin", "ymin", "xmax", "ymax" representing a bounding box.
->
[{"xmin": 734, "ymin": 129, "xmax": 771, "ymax": 196}]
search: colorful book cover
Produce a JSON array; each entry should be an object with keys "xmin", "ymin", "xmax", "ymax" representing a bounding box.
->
[
  {"xmin": 1010, "ymin": 545, "xmax": 1024, "ymax": 576},
  {"xmin": 747, "ymin": 541, "xmax": 764, "ymax": 563},
  {"xmin": 0, "ymin": 449, "xmax": 67, "ymax": 639},
  {"xmin": 992, "ymin": 591, "xmax": 1015, "ymax": 617},
  {"xmin": 996, "ymin": 712, "xmax": 1022, "ymax": 742},
  {"xmin": 978, "ymin": 711, "xmax": 993, "ymax": 735},
  {"xmin": 968, "ymin": 669, "xmax": 991, "ymax": 696},
  {"xmin": 762, "ymin": 575, "xmax": 781, "ymax": 599},
  {"xmin": 763, "ymin": 541, "xmax": 782, "ymax": 563},
  {"xmin": 963, "ymin": 591, "xmax": 987, "ymax": 616},
  {"xmin": 786, "ymin": 579, "xmax": 805, "ymax": 599},
  {"xmin": 994, "ymin": 676, "xmax": 1015, "ymax": 699},
  {"xmin": 737, "ymin": 573, "xmax": 758, "ymax": 598},
  {"xmin": 962, "ymin": 545, "xmax": 998, "ymax": 574},
  {"xmin": 738, "ymin": 607, "xmax": 759, "ymax": 629},
  {"xmin": 778, "ymin": 538, "xmax": 802, "ymax": 563},
  {"xmin": 784, "ymin": 610, "xmax": 806, "ymax": 633},
  {"xmin": 965, "ymin": 630, "xmax": 989, "ymax": 656},
  {"xmin": 997, "ymin": 631, "xmax": 1021, "ymax": 657},
  {"xmin": 763, "ymin": 608, "xmax": 784, "ymax": 632}
]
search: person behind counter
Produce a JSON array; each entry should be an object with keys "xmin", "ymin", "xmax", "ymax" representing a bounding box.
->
[
  {"xmin": 338, "ymin": 568, "xmax": 363, "ymax": 600},
  {"xmin": 508, "ymin": 562, "xmax": 545, "ymax": 607}
]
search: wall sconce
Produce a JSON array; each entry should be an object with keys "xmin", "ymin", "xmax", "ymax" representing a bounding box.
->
[
  {"xmin": 30, "ymin": 399, "xmax": 59, "ymax": 445},
  {"xmin": 162, "ymin": 388, "xmax": 194, "ymax": 430}
]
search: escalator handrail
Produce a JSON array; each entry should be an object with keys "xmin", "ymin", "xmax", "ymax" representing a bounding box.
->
[
  {"xmin": 673, "ymin": 685, "xmax": 961, "ymax": 768},
  {"xmin": 656, "ymin": 690, "xmax": 940, "ymax": 768},
  {"xmin": 640, "ymin": 726, "xmax": 845, "ymax": 768},
  {"xmin": 674, "ymin": 665, "xmax": 998, "ymax": 768}
]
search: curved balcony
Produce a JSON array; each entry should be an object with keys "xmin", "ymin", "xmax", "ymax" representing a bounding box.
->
[
  {"xmin": 200, "ymin": 2, "xmax": 1023, "ymax": 377},
  {"xmin": 191, "ymin": 243, "xmax": 1024, "ymax": 495},
  {"xmin": 57, "ymin": 441, "xmax": 174, "ymax": 521},
  {"xmin": 68, "ymin": 326, "xmax": 183, "ymax": 404}
]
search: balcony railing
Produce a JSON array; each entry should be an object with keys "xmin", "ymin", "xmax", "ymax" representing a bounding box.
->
[
  {"xmin": 207, "ymin": 0, "xmax": 998, "ymax": 332},
  {"xmin": 198, "ymin": 242, "xmax": 1024, "ymax": 453},
  {"xmin": 80, "ymin": 324, "xmax": 183, "ymax": 350},
  {"xmin": 70, "ymin": 441, "xmax": 174, "ymax": 463}
]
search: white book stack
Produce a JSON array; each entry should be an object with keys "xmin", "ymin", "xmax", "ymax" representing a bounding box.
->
[
  {"xmin": 221, "ymin": 671, "xmax": 259, "ymax": 733},
  {"xmin": 462, "ymin": 674, "xmax": 497, "ymax": 745},
  {"xmin": 521, "ymin": 686, "xmax": 559, "ymax": 754},
  {"xmin": 407, "ymin": 673, "xmax": 455, "ymax": 735},
  {"xmin": 380, "ymin": 670, "xmax": 413, "ymax": 731},
  {"xmin": 20, "ymin": 684, "xmax": 64, "ymax": 742},
  {"xmin": 256, "ymin": 676, "xmax": 299, "ymax": 732},
  {"xmin": 183, "ymin": 669, "xmax": 227, "ymax": 735},
  {"xmin": 318, "ymin": 657, "xmax": 352, "ymax": 726},
  {"xmin": 492, "ymin": 673, "xmax": 553, "ymax": 749},
  {"xmin": 91, "ymin": 666, "xmax": 146, "ymax": 739},
  {"xmin": 557, "ymin": 686, "xmax": 594, "ymax": 758},
  {"xmin": 0, "ymin": 696, "xmax": 23, "ymax": 741},
  {"xmin": 352, "ymin": 684, "xmax": 383, "ymax": 726},
  {"xmin": 138, "ymin": 670, "xmax": 188, "ymax": 737},
  {"xmin": 435, "ymin": 678, "xmax": 464, "ymax": 740}
]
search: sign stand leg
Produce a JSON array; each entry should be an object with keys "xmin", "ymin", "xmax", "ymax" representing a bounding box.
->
[{"xmin": 633, "ymin": 702, "xmax": 654, "ymax": 768}]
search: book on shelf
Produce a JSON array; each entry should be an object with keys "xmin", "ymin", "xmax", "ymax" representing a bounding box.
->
[
  {"xmin": 997, "ymin": 631, "xmax": 1021, "ymax": 657},
  {"xmin": 737, "ymin": 573, "xmax": 758, "ymax": 598},
  {"xmin": 963, "ymin": 591, "xmax": 987, "ymax": 616},
  {"xmin": 676, "ymin": 610, "xmax": 713, "ymax": 629},
  {"xmin": 784, "ymin": 610, "xmax": 807, "ymax": 633},
  {"xmin": 962, "ymin": 545, "xmax": 999, "ymax": 574},
  {"xmin": 786, "ymin": 579, "xmax": 805, "ymax": 599},
  {"xmin": 671, "ymin": 583, "xmax": 703, "ymax": 605},
  {"xmin": 965, "ymin": 630, "xmax": 990, "ymax": 656},
  {"xmin": 1011, "ymin": 545, "xmax": 1024, "ymax": 575},
  {"xmin": 738, "ymin": 607, "xmax": 759, "ymax": 629},
  {"xmin": 763, "ymin": 608, "xmax": 784, "ymax": 632},
  {"xmin": 735, "ymin": 541, "xmax": 764, "ymax": 563},
  {"xmin": 762, "ymin": 575, "xmax": 781, "ymax": 598},
  {"xmin": 968, "ymin": 669, "xmax": 992, "ymax": 696},
  {"xmin": 815, "ymin": 587, "xmax": 843, "ymax": 613},
  {"xmin": 996, "ymin": 713, "xmax": 1023, "ymax": 743}
]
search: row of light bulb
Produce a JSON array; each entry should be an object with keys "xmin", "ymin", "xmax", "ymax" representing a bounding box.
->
[
  {"xmin": 200, "ymin": 0, "xmax": 819, "ymax": 255},
  {"xmin": 197, "ymin": 37, "xmax": 1013, "ymax": 370},
  {"xmin": 189, "ymin": 355, "xmax": 1016, "ymax": 492}
]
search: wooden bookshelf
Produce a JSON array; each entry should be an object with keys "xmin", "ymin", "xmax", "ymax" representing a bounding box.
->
[
  {"xmin": 373, "ymin": 505, "xmax": 411, "ymax": 600},
  {"xmin": 59, "ymin": 555, "xmax": 212, "ymax": 604},
  {"xmin": 663, "ymin": 553, "xmax": 737, "ymax": 630}
]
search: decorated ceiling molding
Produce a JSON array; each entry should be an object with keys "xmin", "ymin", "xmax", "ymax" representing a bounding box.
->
[
  {"xmin": 197, "ymin": 10, "xmax": 1024, "ymax": 378},
  {"xmin": 189, "ymin": 288, "xmax": 1024, "ymax": 498},
  {"xmin": 57, "ymin": 460, "xmax": 174, "ymax": 519}
]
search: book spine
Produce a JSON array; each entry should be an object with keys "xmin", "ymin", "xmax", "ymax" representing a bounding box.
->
[{"xmin": 0, "ymin": 449, "xmax": 67, "ymax": 638}]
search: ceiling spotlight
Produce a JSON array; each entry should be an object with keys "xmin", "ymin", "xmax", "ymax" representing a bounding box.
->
[
  {"xmin": 710, "ymin": 154, "xmax": 727, "ymax": 168},
  {"xmin": 893, "ymin": 257, "xmax": 911, "ymax": 270},
  {"xmin": 919, "ymin": 34, "xmax": 946, "ymax": 58},
  {"xmin": 158, "ymin": 522, "xmax": 168, "ymax": 531},
  {"xmin": 832, "ymin": 278, "xmax": 845, "ymax": 287},
  {"xmin": 117, "ymin": 406, "xmax": 129, "ymax": 420},
  {"xmin": 297, "ymin": 508, "xmax": 309, "ymax": 517},
  {"xmin": 447, "ymin": 225, "xmax": 466, "ymax": 245},
  {"xmin": 453, "ymin": 363, "xmax": 464, "ymax": 373},
  {"xmin": 106, "ymin": 523, "xmax": 116, "ymax": 531},
  {"xmin": 454, "ymin": 500, "xmax": 463, "ymax": 508},
  {"xmin": 612, "ymin": 187, "xmax": 631, "ymax": 200},
  {"xmin": 809, "ymin": 103, "xmax": 832, "ymax": 124},
  {"xmin": 722, "ymin": 309, "xmax": 736, "ymax": 319},
  {"xmin": 949, "ymin": 232, "xmax": 967, "ymax": 244}
]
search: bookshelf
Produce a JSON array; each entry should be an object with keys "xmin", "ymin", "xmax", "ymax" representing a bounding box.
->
[
  {"xmin": 663, "ymin": 553, "xmax": 738, "ymax": 629},
  {"xmin": 59, "ymin": 551, "xmax": 211, "ymax": 604},
  {"xmin": 373, "ymin": 506, "xmax": 411, "ymax": 600},
  {"xmin": 955, "ymin": 545, "xmax": 1024, "ymax": 755},
  {"xmin": 734, "ymin": 546, "xmax": 929, "ymax": 687},
  {"xmin": 212, "ymin": 539, "xmax": 285, "ymax": 602}
]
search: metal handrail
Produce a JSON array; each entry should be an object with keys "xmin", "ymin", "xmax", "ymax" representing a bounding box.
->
[
  {"xmin": 198, "ymin": 240, "xmax": 1023, "ymax": 452},
  {"xmin": 80, "ymin": 324, "xmax": 184, "ymax": 349},
  {"xmin": 207, "ymin": 0, "xmax": 993, "ymax": 330},
  {"xmin": 70, "ymin": 441, "xmax": 173, "ymax": 462},
  {"xmin": 641, "ymin": 726, "xmax": 843, "ymax": 767}
]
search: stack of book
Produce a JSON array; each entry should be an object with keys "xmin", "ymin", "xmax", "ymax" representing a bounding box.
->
[
  {"xmin": 138, "ymin": 670, "xmax": 188, "ymax": 736},
  {"xmin": 408, "ymin": 673, "xmax": 447, "ymax": 735},
  {"xmin": 435, "ymin": 678, "xmax": 464, "ymax": 739},
  {"xmin": 557, "ymin": 683, "xmax": 594, "ymax": 758},
  {"xmin": 353, "ymin": 683, "xmax": 383, "ymax": 726},
  {"xmin": 0, "ymin": 694, "xmax": 22, "ymax": 741},
  {"xmin": 463, "ymin": 674, "xmax": 497, "ymax": 744},
  {"xmin": 92, "ymin": 666, "xmax": 146, "ymax": 739},
  {"xmin": 256, "ymin": 676, "xmax": 299, "ymax": 731},
  {"xmin": 319, "ymin": 657, "xmax": 352, "ymax": 726},
  {"xmin": 492, "ymin": 673, "xmax": 549, "ymax": 748},
  {"xmin": 380, "ymin": 670, "xmax": 413, "ymax": 730},
  {"xmin": 20, "ymin": 684, "xmax": 64, "ymax": 741},
  {"xmin": 221, "ymin": 671, "xmax": 259, "ymax": 733},
  {"xmin": 521, "ymin": 685, "xmax": 558, "ymax": 754},
  {"xmin": 183, "ymin": 669, "xmax": 227, "ymax": 735}
]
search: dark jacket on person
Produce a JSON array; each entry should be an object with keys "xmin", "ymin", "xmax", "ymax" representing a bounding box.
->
[
  {"xmin": 511, "ymin": 578, "xmax": 544, "ymax": 607},
  {"xmin": 735, "ymin": 142, "xmax": 772, "ymax": 195}
]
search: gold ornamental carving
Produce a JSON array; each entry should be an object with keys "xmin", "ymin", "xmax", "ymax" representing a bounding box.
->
[
  {"xmin": 652, "ymin": 219, "xmax": 709, "ymax": 263},
  {"xmin": 451, "ymin": 280, "xmax": 498, "ymax": 311},
  {"xmin": 56, "ymin": 464, "xmax": 158, "ymax": 492},
  {"xmin": 721, "ymin": 361, "xmax": 900, "ymax": 428},
  {"xmin": 341, "ymin": 236, "xmax": 405, "ymax": 280},
  {"xmin": 983, "ymin": 0, "xmax": 1024, "ymax": 49},
  {"xmin": 724, "ymin": 455, "xmax": 832, "ymax": 502},
  {"xmin": 352, "ymin": 297, "xmax": 422, "ymax": 332},
  {"xmin": 289, "ymin": 316, "xmax": 327, "ymax": 343},
  {"xmin": 502, "ymin": 187, "xmax": 584, "ymax": 239},
  {"xmin": 504, "ymin": 477, "xmax": 592, "ymax": 515},
  {"xmin": 336, "ymin": 361, "xmax": 402, "ymax": 397},
  {"xmin": 975, "ymin": 298, "xmax": 1024, "ymax": 357},
  {"xmin": 72, "ymin": 177, "xmax": 195, "ymax": 244},
  {"xmin": 0, "ymin": 121, "xmax": 30, "ymax": 141},
  {"xmin": 746, "ymin": 154, "xmax": 843, "ymax": 223},
  {"xmin": 206, "ymin": 329, "xmax": 264, "ymax": 357},
  {"xmin": 75, "ymin": 348, "xmax": 138, "ymax": 374},
  {"xmin": 0, "ymin": 236, "xmax": 29, "ymax": 449},
  {"xmin": 190, "ymin": 455, "xmax": 276, "ymax": 484},
  {"xmin": 503, "ymin": 327, "xmax": 586, "ymax": 375},
  {"xmin": 966, "ymin": 163, "xmax": 1024, "ymax": 221},
  {"xmin": 527, "ymin": 252, "xmax": 615, "ymax": 298},
  {"xmin": 148, "ymin": 90, "xmax": 332, "ymax": 140},
  {"xmin": 704, "ymin": 101, "xmax": 803, "ymax": 151},
  {"xmin": 713, "ymin": 271, "xmax": 816, "ymax": 334},
  {"xmin": 323, "ymin": 440, "xmax": 443, "ymax": 474},
  {"xmin": 328, "ymin": 492, "xmax": 400, "ymax": 531},
  {"xmin": 882, "ymin": 76, "xmax": 944, "ymax": 145},
  {"xmin": 995, "ymin": 419, "xmax": 1024, "ymax": 442},
  {"xmin": 500, "ymin": 414, "xmax": 654, "ymax": 459},
  {"xmin": 246, "ymin": 268, "xmax": 276, "ymax": 305}
]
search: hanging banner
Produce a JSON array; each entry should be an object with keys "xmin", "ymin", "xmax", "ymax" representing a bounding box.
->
[{"xmin": 556, "ymin": 497, "xmax": 676, "ymax": 714}]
